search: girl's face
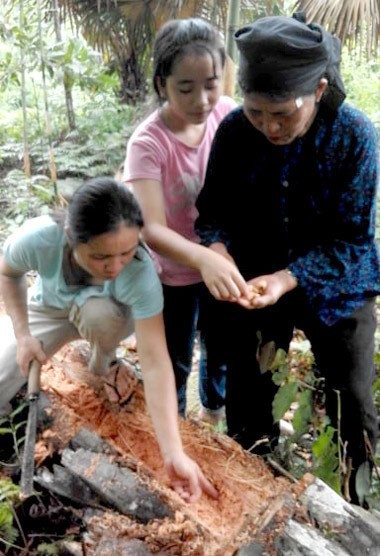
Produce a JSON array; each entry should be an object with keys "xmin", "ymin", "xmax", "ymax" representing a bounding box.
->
[
  {"xmin": 159, "ymin": 52, "xmax": 223, "ymax": 126},
  {"xmin": 242, "ymin": 81, "xmax": 326, "ymax": 145},
  {"xmin": 73, "ymin": 222, "xmax": 140, "ymax": 281}
]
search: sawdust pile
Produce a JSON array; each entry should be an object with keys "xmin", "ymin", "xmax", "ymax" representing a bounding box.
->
[{"xmin": 34, "ymin": 341, "xmax": 306, "ymax": 555}]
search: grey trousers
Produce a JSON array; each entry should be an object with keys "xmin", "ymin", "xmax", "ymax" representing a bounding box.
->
[{"xmin": 0, "ymin": 297, "xmax": 134, "ymax": 412}]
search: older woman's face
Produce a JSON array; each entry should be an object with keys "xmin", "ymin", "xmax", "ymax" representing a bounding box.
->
[{"xmin": 243, "ymin": 93, "xmax": 319, "ymax": 145}]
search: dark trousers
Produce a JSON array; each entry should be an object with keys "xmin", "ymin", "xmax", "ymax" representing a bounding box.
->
[
  {"xmin": 297, "ymin": 298, "xmax": 378, "ymax": 471},
  {"xmin": 162, "ymin": 283, "xmax": 226, "ymax": 415},
  {"xmin": 220, "ymin": 293, "xmax": 378, "ymax": 470}
]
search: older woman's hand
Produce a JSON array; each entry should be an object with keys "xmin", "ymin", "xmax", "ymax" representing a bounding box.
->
[
  {"xmin": 237, "ymin": 270, "xmax": 297, "ymax": 310},
  {"xmin": 164, "ymin": 451, "xmax": 219, "ymax": 503}
]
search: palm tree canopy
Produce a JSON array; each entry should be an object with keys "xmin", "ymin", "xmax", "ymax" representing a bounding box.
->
[
  {"xmin": 295, "ymin": 0, "xmax": 380, "ymax": 57},
  {"xmin": 52, "ymin": 1, "xmax": 279, "ymax": 102}
]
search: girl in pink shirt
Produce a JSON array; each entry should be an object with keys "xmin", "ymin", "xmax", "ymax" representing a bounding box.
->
[{"xmin": 124, "ymin": 18, "xmax": 248, "ymax": 419}]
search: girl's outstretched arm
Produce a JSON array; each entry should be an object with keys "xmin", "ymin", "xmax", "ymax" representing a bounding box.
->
[
  {"xmin": 134, "ymin": 312, "xmax": 218, "ymax": 502},
  {"xmin": 131, "ymin": 178, "xmax": 248, "ymax": 301}
]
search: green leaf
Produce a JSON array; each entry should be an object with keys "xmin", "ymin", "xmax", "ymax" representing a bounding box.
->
[
  {"xmin": 312, "ymin": 426, "xmax": 340, "ymax": 492},
  {"xmin": 16, "ymin": 434, "xmax": 26, "ymax": 446},
  {"xmin": 0, "ymin": 502, "xmax": 13, "ymax": 527},
  {"xmin": 10, "ymin": 403, "xmax": 27, "ymax": 418},
  {"xmin": 0, "ymin": 501, "xmax": 18, "ymax": 547},
  {"xmin": 272, "ymin": 366, "xmax": 289, "ymax": 386},
  {"xmin": 37, "ymin": 542, "xmax": 59, "ymax": 555},
  {"xmin": 14, "ymin": 421, "xmax": 27, "ymax": 432},
  {"xmin": 272, "ymin": 382, "xmax": 298, "ymax": 422},
  {"xmin": 312, "ymin": 425, "xmax": 335, "ymax": 458},
  {"xmin": 0, "ymin": 479, "xmax": 20, "ymax": 502},
  {"xmin": 292, "ymin": 389, "xmax": 313, "ymax": 436},
  {"xmin": 269, "ymin": 348, "xmax": 288, "ymax": 371}
]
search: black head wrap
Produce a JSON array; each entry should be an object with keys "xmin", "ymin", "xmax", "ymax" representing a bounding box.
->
[{"xmin": 235, "ymin": 13, "xmax": 346, "ymax": 110}]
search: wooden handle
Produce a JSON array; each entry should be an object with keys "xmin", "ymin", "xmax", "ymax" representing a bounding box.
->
[{"xmin": 28, "ymin": 360, "xmax": 41, "ymax": 398}]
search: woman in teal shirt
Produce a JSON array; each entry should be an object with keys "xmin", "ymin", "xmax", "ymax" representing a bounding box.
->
[{"xmin": 0, "ymin": 176, "xmax": 217, "ymax": 503}]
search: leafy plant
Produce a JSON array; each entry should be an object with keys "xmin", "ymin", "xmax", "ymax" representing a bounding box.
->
[
  {"xmin": 312, "ymin": 425, "xmax": 340, "ymax": 492},
  {"xmin": 36, "ymin": 542, "xmax": 59, "ymax": 555},
  {"xmin": 0, "ymin": 403, "xmax": 28, "ymax": 464},
  {"xmin": 270, "ymin": 346, "xmax": 342, "ymax": 492},
  {"xmin": 0, "ymin": 169, "xmax": 54, "ymax": 237},
  {"xmin": 0, "ymin": 477, "xmax": 22, "ymax": 553}
]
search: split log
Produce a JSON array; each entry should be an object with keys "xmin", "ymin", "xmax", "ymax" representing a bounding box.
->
[
  {"xmin": 36, "ymin": 464, "xmax": 105, "ymax": 508},
  {"xmin": 70, "ymin": 427, "xmax": 118, "ymax": 455},
  {"xmin": 276, "ymin": 518, "xmax": 348, "ymax": 555},
  {"xmin": 295, "ymin": 478, "xmax": 380, "ymax": 555},
  {"xmin": 61, "ymin": 447, "xmax": 173, "ymax": 523},
  {"xmin": 238, "ymin": 477, "xmax": 380, "ymax": 555}
]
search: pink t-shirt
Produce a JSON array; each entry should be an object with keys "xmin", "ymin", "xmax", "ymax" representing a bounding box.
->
[{"xmin": 124, "ymin": 96, "xmax": 236, "ymax": 286}]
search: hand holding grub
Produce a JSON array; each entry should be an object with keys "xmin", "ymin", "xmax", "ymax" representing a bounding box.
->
[{"xmin": 237, "ymin": 269, "xmax": 297, "ymax": 309}]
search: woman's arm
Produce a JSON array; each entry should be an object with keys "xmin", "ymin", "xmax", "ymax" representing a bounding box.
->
[
  {"xmin": 131, "ymin": 178, "xmax": 248, "ymax": 301},
  {"xmin": 134, "ymin": 312, "xmax": 218, "ymax": 502},
  {"xmin": 0, "ymin": 256, "xmax": 46, "ymax": 374}
]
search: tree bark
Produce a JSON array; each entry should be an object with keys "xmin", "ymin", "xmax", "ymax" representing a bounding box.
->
[
  {"xmin": 226, "ymin": 0, "xmax": 240, "ymax": 63},
  {"xmin": 37, "ymin": 0, "xmax": 57, "ymax": 190},
  {"xmin": 20, "ymin": 0, "xmax": 31, "ymax": 178},
  {"xmin": 52, "ymin": 0, "xmax": 76, "ymax": 131}
]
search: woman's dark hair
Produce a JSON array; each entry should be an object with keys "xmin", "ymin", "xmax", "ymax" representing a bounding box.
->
[
  {"xmin": 65, "ymin": 177, "xmax": 144, "ymax": 246},
  {"xmin": 152, "ymin": 17, "xmax": 226, "ymax": 101}
]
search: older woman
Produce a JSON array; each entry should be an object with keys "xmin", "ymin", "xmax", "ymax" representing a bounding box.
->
[{"xmin": 196, "ymin": 13, "xmax": 379, "ymax": 504}]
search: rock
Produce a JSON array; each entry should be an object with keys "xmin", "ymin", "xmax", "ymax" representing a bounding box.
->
[{"xmin": 61, "ymin": 448, "xmax": 173, "ymax": 523}]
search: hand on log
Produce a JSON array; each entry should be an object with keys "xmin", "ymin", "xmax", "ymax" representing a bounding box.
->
[{"xmin": 164, "ymin": 451, "xmax": 219, "ymax": 503}]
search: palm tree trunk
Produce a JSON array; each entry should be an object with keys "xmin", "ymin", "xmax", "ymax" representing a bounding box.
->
[
  {"xmin": 119, "ymin": 49, "xmax": 146, "ymax": 104},
  {"xmin": 226, "ymin": 0, "xmax": 240, "ymax": 63},
  {"xmin": 52, "ymin": 0, "xmax": 76, "ymax": 130},
  {"xmin": 20, "ymin": 0, "xmax": 31, "ymax": 177},
  {"xmin": 224, "ymin": 0, "xmax": 240, "ymax": 98},
  {"xmin": 37, "ymin": 0, "xmax": 57, "ymax": 192}
]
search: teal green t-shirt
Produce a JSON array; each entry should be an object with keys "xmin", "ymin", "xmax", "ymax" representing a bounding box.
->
[{"xmin": 3, "ymin": 216, "xmax": 163, "ymax": 320}]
